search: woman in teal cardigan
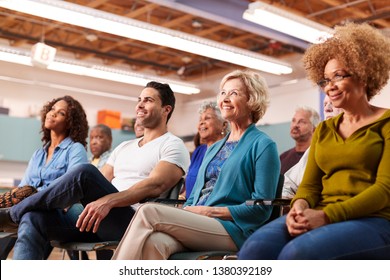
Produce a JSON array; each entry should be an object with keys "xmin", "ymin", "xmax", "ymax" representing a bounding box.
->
[{"xmin": 112, "ymin": 69, "xmax": 280, "ymax": 260}]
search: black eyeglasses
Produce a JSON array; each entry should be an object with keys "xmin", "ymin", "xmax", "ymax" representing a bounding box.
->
[{"xmin": 317, "ymin": 73, "xmax": 352, "ymax": 89}]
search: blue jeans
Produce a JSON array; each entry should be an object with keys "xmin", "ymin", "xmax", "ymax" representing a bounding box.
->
[
  {"xmin": 1, "ymin": 235, "xmax": 52, "ymax": 260},
  {"xmin": 238, "ymin": 215, "xmax": 390, "ymax": 260},
  {"xmin": 0, "ymin": 237, "xmax": 15, "ymax": 260},
  {"xmin": 11, "ymin": 164, "xmax": 135, "ymax": 260}
]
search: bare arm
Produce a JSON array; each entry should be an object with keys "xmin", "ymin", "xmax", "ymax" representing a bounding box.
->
[
  {"xmin": 99, "ymin": 164, "xmax": 114, "ymax": 182},
  {"xmin": 77, "ymin": 161, "xmax": 184, "ymax": 233}
]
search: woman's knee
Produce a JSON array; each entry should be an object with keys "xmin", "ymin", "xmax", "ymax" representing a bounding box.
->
[
  {"xmin": 278, "ymin": 240, "xmax": 311, "ymax": 259},
  {"xmin": 239, "ymin": 216, "xmax": 290, "ymax": 260},
  {"xmin": 17, "ymin": 211, "xmax": 48, "ymax": 240},
  {"xmin": 238, "ymin": 236, "xmax": 265, "ymax": 259},
  {"xmin": 69, "ymin": 163, "xmax": 97, "ymax": 176},
  {"xmin": 278, "ymin": 232, "xmax": 326, "ymax": 260},
  {"xmin": 143, "ymin": 232, "xmax": 184, "ymax": 260},
  {"xmin": 63, "ymin": 164, "xmax": 103, "ymax": 186},
  {"xmin": 19, "ymin": 211, "xmax": 46, "ymax": 228}
]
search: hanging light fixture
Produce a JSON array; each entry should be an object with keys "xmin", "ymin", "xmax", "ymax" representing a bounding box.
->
[
  {"xmin": 243, "ymin": 2, "xmax": 333, "ymax": 44},
  {"xmin": 0, "ymin": 45, "xmax": 200, "ymax": 95},
  {"xmin": 0, "ymin": 0, "xmax": 293, "ymax": 75}
]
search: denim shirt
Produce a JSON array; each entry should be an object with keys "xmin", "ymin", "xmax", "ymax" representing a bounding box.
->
[{"xmin": 19, "ymin": 137, "xmax": 88, "ymax": 191}]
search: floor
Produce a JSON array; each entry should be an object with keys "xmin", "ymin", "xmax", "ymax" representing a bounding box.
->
[{"xmin": 7, "ymin": 247, "xmax": 97, "ymax": 260}]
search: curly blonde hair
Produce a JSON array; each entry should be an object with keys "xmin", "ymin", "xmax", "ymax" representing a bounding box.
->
[
  {"xmin": 303, "ymin": 22, "xmax": 390, "ymax": 100},
  {"xmin": 219, "ymin": 69, "xmax": 269, "ymax": 123}
]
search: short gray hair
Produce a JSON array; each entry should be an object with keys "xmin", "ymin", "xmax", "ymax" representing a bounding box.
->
[
  {"xmin": 198, "ymin": 101, "xmax": 223, "ymax": 121},
  {"xmin": 91, "ymin": 124, "xmax": 112, "ymax": 139},
  {"xmin": 198, "ymin": 101, "xmax": 230, "ymax": 133},
  {"xmin": 295, "ymin": 106, "xmax": 321, "ymax": 127}
]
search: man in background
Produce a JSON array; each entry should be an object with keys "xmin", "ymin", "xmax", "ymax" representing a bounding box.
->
[
  {"xmin": 282, "ymin": 96, "xmax": 343, "ymax": 199},
  {"xmin": 133, "ymin": 118, "xmax": 144, "ymax": 138},
  {"xmin": 279, "ymin": 106, "xmax": 320, "ymax": 174},
  {"xmin": 89, "ymin": 124, "xmax": 112, "ymax": 169}
]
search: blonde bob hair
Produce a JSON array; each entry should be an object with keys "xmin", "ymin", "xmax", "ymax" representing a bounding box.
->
[{"xmin": 219, "ymin": 69, "xmax": 270, "ymax": 123}]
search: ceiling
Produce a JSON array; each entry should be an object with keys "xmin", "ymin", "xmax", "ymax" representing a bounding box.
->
[{"xmin": 0, "ymin": 0, "xmax": 389, "ymax": 98}]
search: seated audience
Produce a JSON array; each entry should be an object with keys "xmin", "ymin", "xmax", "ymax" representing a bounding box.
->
[
  {"xmin": 282, "ymin": 95, "xmax": 343, "ymax": 199},
  {"xmin": 279, "ymin": 106, "xmax": 320, "ymax": 174},
  {"xmin": 112, "ymin": 69, "xmax": 280, "ymax": 260},
  {"xmin": 183, "ymin": 101, "xmax": 229, "ymax": 199},
  {"xmin": 0, "ymin": 95, "xmax": 88, "ymax": 260},
  {"xmin": 238, "ymin": 22, "xmax": 390, "ymax": 260},
  {"xmin": 0, "ymin": 81, "xmax": 190, "ymax": 260}
]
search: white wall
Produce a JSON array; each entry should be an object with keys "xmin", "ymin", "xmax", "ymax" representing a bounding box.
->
[
  {"xmin": 0, "ymin": 61, "xmax": 141, "ymax": 125},
  {"xmin": 262, "ymin": 79, "xmax": 321, "ymax": 125},
  {"xmin": 370, "ymin": 83, "xmax": 390, "ymax": 107},
  {"xmin": 0, "ymin": 161, "xmax": 26, "ymax": 185}
]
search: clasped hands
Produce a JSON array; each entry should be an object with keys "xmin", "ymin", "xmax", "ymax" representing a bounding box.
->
[{"xmin": 286, "ymin": 199, "xmax": 330, "ymax": 236}]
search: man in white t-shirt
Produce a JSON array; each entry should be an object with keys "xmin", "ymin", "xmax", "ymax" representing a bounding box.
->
[{"xmin": 1, "ymin": 81, "xmax": 190, "ymax": 260}]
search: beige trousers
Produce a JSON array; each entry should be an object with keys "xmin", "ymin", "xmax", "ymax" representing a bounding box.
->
[{"xmin": 112, "ymin": 203, "xmax": 238, "ymax": 260}]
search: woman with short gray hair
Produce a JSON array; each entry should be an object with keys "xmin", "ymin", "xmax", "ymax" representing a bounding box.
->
[{"xmin": 182, "ymin": 101, "xmax": 229, "ymax": 199}]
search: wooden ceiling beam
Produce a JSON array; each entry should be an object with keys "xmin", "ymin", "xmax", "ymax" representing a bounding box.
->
[{"xmin": 312, "ymin": 0, "xmax": 389, "ymax": 27}]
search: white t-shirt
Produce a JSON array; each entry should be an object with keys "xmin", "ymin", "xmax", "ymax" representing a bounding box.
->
[
  {"xmin": 106, "ymin": 132, "xmax": 190, "ymax": 193},
  {"xmin": 282, "ymin": 148, "xmax": 310, "ymax": 199}
]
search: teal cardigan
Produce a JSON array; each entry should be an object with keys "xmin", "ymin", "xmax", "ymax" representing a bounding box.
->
[{"xmin": 185, "ymin": 124, "xmax": 280, "ymax": 248}]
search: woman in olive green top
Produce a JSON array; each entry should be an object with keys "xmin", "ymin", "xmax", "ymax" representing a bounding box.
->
[{"xmin": 239, "ymin": 22, "xmax": 390, "ymax": 259}]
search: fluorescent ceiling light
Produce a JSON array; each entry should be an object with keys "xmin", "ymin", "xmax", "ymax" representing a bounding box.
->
[
  {"xmin": 0, "ymin": 45, "xmax": 200, "ymax": 95},
  {"xmin": 243, "ymin": 2, "xmax": 333, "ymax": 44},
  {"xmin": 0, "ymin": 74, "xmax": 139, "ymax": 101},
  {"xmin": 0, "ymin": 0, "xmax": 292, "ymax": 75}
]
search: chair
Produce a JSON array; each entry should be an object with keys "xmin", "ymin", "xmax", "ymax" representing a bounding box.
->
[
  {"xmin": 50, "ymin": 178, "xmax": 185, "ymax": 260},
  {"xmin": 0, "ymin": 232, "xmax": 16, "ymax": 239},
  {"xmin": 168, "ymin": 174, "xmax": 288, "ymax": 260}
]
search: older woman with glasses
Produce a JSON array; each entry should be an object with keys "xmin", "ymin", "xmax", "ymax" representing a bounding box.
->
[
  {"xmin": 239, "ymin": 22, "xmax": 390, "ymax": 260},
  {"xmin": 112, "ymin": 69, "xmax": 280, "ymax": 260}
]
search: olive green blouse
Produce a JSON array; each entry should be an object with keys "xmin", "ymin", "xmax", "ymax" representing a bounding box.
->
[{"xmin": 292, "ymin": 109, "xmax": 390, "ymax": 222}]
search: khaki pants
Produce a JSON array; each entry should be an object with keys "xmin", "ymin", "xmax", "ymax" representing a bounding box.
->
[{"xmin": 112, "ymin": 203, "xmax": 237, "ymax": 260}]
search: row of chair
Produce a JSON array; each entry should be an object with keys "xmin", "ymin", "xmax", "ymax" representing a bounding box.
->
[
  {"xmin": 51, "ymin": 178, "xmax": 186, "ymax": 259},
  {"xmin": 51, "ymin": 175, "xmax": 290, "ymax": 260}
]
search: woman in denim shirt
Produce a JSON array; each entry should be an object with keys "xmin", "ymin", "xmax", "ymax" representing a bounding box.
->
[{"xmin": 0, "ymin": 95, "xmax": 89, "ymax": 259}]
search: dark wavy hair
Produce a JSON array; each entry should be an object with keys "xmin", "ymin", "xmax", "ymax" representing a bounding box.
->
[{"xmin": 40, "ymin": 95, "xmax": 89, "ymax": 148}]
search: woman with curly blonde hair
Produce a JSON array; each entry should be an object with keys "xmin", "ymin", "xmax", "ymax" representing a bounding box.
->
[{"xmin": 239, "ymin": 22, "xmax": 390, "ymax": 259}]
